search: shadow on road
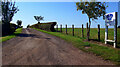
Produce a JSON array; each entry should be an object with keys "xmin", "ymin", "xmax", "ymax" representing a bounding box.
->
[
  {"xmin": 16, "ymin": 33, "xmax": 51, "ymax": 40},
  {"xmin": 16, "ymin": 33, "xmax": 36, "ymax": 37}
]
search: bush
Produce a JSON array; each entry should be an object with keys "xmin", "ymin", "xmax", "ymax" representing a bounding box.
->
[
  {"xmin": 2, "ymin": 22, "xmax": 11, "ymax": 36},
  {"xmin": 10, "ymin": 23, "xmax": 17, "ymax": 33},
  {"xmin": 118, "ymin": 26, "xmax": 120, "ymax": 28},
  {"xmin": 2, "ymin": 22, "xmax": 17, "ymax": 36}
]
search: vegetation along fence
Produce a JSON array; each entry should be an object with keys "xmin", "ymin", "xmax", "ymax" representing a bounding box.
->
[{"xmin": 55, "ymin": 23, "xmax": 120, "ymax": 47}]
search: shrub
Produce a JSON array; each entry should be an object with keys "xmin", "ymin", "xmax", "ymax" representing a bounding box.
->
[
  {"xmin": 10, "ymin": 23, "xmax": 17, "ymax": 33},
  {"xmin": 118, "ymin": 26, "xmax": 120, "ymax": 28}
]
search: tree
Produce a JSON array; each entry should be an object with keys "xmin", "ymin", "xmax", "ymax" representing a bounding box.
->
[
  {"xmin": 16, "ymin": 20, "xmax": 22, "ymax": 28},
  {"xmin": 118, "ymin": 26, "xmax": 120, "ymax": 28},
  {"xmin": 27, "ymin": 24, "xmax": 30, "ymax": 28},
  {"xmin": 0, "ymin": 2, "xmax": 2, "ymax": 16},
  {"xmin": 34, "ymin": 16, "xmax": 44, "ymax": 24},
  {"xmin": 1, "ymin": 0, "xmax": 19, "ymax": 35},
  {"xmin": 76, "ymin": 1, "xmax": 107, "ymax": 41},
  {"xmin": 2, "ymin": 0, "xmax": 19, "ymax": 23}
]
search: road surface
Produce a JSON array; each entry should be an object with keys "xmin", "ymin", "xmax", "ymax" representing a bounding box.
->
[{"xmin": 2, "ymin": 28, "xmax": 113, "ymax": 65}]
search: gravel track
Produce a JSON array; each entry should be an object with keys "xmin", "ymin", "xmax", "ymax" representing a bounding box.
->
[{"xmin": 2, "ymin": 28, "xmax": 113, "ymax": 65}]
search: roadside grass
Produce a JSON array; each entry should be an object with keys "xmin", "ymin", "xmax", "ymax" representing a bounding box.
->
[
  {"xmin": 33, "ymin": 28, "xmax": 120, "ymax": 65},
  {"xmin": 56, "ymin": 28, "xmax": 120, "ymax": 47},
  {"xmin": 0, "ymin": 28, "xmax": 22, "ymax": 42}
]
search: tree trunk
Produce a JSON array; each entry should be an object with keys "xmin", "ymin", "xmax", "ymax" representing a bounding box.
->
[
  {"xmin": 2, "ymin": 22, "xmax": 11, "ymax": 36},
  {"xmin": 87, "ymin": 18, "xmax": 91, "ymax": 41},
  {"xmin": 38, "ymin": 22, "xmax": 40, "ymax": 24}
]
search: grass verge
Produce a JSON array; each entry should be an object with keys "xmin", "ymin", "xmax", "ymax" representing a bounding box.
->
[
  {"xmin": 56, "ymin": 28, "xmax": 120, "ymax": 46},
  {"xmin": 0, "ymin": 28, "xmax": 22, "ymax": 42},
  {"xmin": 33, "ymin": 28, "xmax": 120, "ymax": 65}
]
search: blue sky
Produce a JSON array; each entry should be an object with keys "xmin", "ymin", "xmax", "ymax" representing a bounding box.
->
[{"xmin": 11, "ymin": 2, "xmax": 119, "ymax": 28}]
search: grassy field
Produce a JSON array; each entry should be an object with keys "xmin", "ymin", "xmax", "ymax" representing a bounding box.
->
[
  {"xmin": 0, "ymin": 28, "xmax": 22, "ymax": 42},
  {"xmin": 33, "ymin": 28, "xmax": 120, "ymax": 65},
  {"xmin": 56, "ymin": 28, "xmax": 120, "ymax": 47}
]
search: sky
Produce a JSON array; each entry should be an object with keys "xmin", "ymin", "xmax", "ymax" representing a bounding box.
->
[
  {"xmin": 7, "ymin": 0, "xmax": 120, "ymax": 2},
  {"xmin": 11, "ymin": 2, "xmax": 119, "ymax": 28}
]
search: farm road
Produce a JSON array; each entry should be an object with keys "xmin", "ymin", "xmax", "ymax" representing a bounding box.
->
[{"xmin": 2, "ymin": 28, "xmax": 113, "ymax": 65}]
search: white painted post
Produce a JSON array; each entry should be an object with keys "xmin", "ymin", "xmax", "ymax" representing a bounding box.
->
[
  {"xmin": 105, "ymin": 12, "xmax": 118, "ymax": 48},
  {"xmin": 105, "ymin": 25, "xmax": 108, "ymax": 44}
]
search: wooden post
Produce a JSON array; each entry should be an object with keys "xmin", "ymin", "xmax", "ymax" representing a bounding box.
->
[
  {"xmin": 56, "ymin": 24, "xmax": 58, "ymax": 32},
  {"xmin": 72, "ymin": 25, "xmax": 74, "ymax": 36},
  {"xmin": 114, "ymin": 12, "xmax": 117, "ymax": 48},
  {"xmin": 98, "ymin": 24, "xmax": 100, "ymax": 41},
  {"xmin": 86, "ymin": 22, "xmax": 88, "ymax": 31},
  {"xmin": 66, "ymin": 24, "xmax": 68, "ymax": 35},
  {"xmin": 82, "ymin": 24, "xmax": 84, "ymax": 37},
  {"xmin": 60, "ymin": 24, "xmax": 62, "ymax": 32},
  {"xmin": 86, "ymin": 22, "xmax": 88, "ymax": 39}
]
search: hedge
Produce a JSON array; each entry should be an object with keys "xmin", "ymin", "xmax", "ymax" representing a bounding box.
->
[{"xmin": 30, "ymin": 22, "xmax": 57, "ymax": 32}]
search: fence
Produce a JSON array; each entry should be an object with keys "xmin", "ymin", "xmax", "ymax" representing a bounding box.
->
[
  {"xmin": 56, "ymin": 23, "xmax": 101, "ymax": 41},
  {"xmin": 55, "ymin": 23, "xmax": 120, "ymax": 46}
]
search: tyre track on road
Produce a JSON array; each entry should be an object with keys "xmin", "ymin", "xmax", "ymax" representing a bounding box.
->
[{"xmin": 2, "ymin": 28, "xmax": 114, "ymax": 65}]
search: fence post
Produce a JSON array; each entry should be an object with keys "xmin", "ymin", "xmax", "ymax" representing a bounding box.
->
[
  {"xmin": 114, "ymin": 12, "xmax": 117, "ymax": 48},
  {"xmin": 66, "ymin": 24, "xmax": 68, "ymax": 35},
  {"xmin": 86, "ymin": 22, "xmax": 88, "ymax": 31},
  {"xmin": 72, "ymin": 25, "xmax": 74, "ymax": 36},
  {"xmin": 86, "ymin": 22, "xmax": 88, "ymax": 39},
  {"xmin": 82, "ymin": 24, "xmax": 84, "ymax": 38},
  {"xmin": 98, "ymin": 24, "xmax": 100, "ymax": 41},
  {"xmin": 60, "ymin": 24, "xmax": 62, "ymax": 32},
  {"xmin": 56, "ymin": 24, "xmax": 58, "ymax": 32}
]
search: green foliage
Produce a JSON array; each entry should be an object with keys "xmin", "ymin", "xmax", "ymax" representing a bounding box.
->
[
  {"xmin": 118, "ymin": 26, "xmax": 120, "ymax": 28},
  {"xmin": 10, "ymin": 23, "xmax": 17, "ymax": 33},
  {"xmin": 76, "ymin": 1, "xmax": 107, "ymax": 20},
  {"xmin": 16, "ymin": 20, "xmax": 22, "ymax": 28},
  {"xmin": 30, "ymin": 22, "xmax": 57, "ymax": 32},
  {"xmin": 0, "ymin": 2, "xmax": 1, "ymax": 16},
  {"xmin": 76, "ymin": 1, "xmax": 108, "ymax": 40}
]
